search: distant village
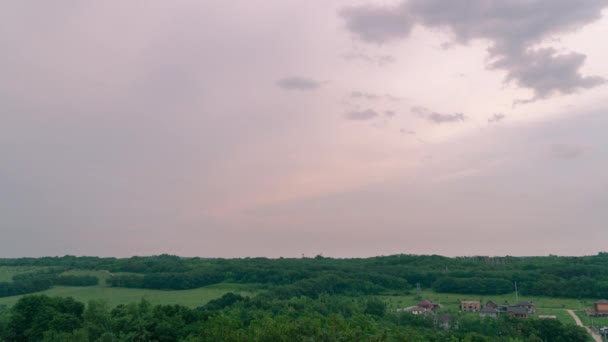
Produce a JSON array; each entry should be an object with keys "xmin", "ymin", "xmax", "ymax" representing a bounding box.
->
[
  {"xmin": 398, "ymin": 298, "xmax": 608, "ymax": 321},
  {"xmin": 397, "ymin": 299, "xmax": 537, "ymax": 319}
]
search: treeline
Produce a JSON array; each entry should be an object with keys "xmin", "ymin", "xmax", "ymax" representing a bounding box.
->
[
  {"xmin": 432, "ymin": 277, "xmax": 514, "ymax": 295},
  {"xmin": 524, "ymin": 276, "xmax": 608, "ymax": 298},
  {"xmin": 54, "ymin": 275, "xmax": 99, "ymax": 287},
  {"xmin": 0, "ymin": 271, "xmax": 98, "ymax": 298},
  {"xmin": 106, "ymin": 269, "xmax": 411, "ymax": 297},
  {"xmin": 4, "ymin": 253, "xmax": 608, "ymax": 298},
  {"xmin": 0, "ymin": 293, "xmax": 589, "ymax": 342},
  {"xmin": 107, "ymin": 271, "xmax": 223, "ymax": 290}
]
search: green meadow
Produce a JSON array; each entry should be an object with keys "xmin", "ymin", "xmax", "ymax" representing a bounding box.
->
[
  {"xmin": 534, "ymin": 308, "xmax": 578, "ymax": 325},
  {"xmin": 0, "ymin": 282, "xmax": 253, "ymax": 308},
  {"xmin": 578, "ymin": 313, "xmax": 608, "ymax": 328},
  {"xmin": 0, "ymin": 266, "xmax": 254, "ymax": 308}
]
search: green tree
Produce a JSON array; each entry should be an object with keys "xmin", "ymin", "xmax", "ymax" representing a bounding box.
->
[
  {"xmin": 83, "ymin": 300, "xmax": 111, "ymax": 341},
  {"xmin": 364, "ymin": 298, "xmax": 386, "ymax": 317},
  {"xmin": 8, "ymin": 295, "xmax": 84, "ymax": 341}
]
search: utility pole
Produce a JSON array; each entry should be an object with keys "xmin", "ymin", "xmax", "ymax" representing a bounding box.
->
[{"xmin": 514, "ymin": 281, "xmax": 519, "ymax": 303}]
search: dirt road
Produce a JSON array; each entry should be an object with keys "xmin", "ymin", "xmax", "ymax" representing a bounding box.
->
[{"xmin": 566, "ymin": 309, "xmax": 602, "ymax": 342}]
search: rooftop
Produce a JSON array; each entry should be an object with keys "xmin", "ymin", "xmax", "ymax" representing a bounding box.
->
[
  {"xmin": 480, "ymin": 307, "xmax": 499, "ymax": 314},
  {"xmin": 514, "ymin": 301, "xmax": 534, "ymax": 306},
  {"xmin": 508, "ymin": 306, "xmax": 529, "ymax": 315}
]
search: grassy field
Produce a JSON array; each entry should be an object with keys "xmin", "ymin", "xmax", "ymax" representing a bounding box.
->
[
  {"xmin": 0, "ymin": 266, "xmax": 255, "ymax": 308},
  {"xmin": 578, "ymin": 313, "xmax": 608, "ymax": 328},
  {"xmin": 0, "ymin": 266, "xmax": 256, "ymax": 308},
  {"xmin": 0, "ymin": 282, "xmax": 253, "ymax": 308},
  {"xmin": 535, "ymin": 308, "xmax": 578, "ymax": 325}
]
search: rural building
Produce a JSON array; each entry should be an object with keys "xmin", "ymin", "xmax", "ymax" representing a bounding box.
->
[
  {"xmin": 593, "ymin": 300, "xmax": 608, "ymax": 316},
  {"xmin": 501, "ymin": 301, "xmax": 535, "ymax": 318},
  {"xmin": 461, "ymin": 301, "xmax": 481, "ymax": 312},
  {"xmin": 513, "ymin": 301, "xmax": 535, "ymax": 313},
  {"xmin": 507, "ymin": 306, "xmax": 529, "ymax": 318},
  {"xmin": 496, "ymin": 304, "xmax": 509, "ymax": 312},
  {"xmin": 479, "ymin": 306, "xmax": 499, "ymax": 318},
  {"xmin": 485, "ymin": 300, "xmax": 497, "ymax": 309},
  {"xmin": 397, "ymin": 306, "xmax": 431, "ymax": 315},
  {"xmin": 418, "ymin": 300, "xmax": 440, "ymax": 311}
]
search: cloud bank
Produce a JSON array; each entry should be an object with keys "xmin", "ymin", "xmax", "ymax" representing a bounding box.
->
[
  {"xmin": 341, "ymin": 0, "xmax": 607, "ymax": 101},
  {"xmin": 340, "ymin": 3, "xmax": 413, "ymax": 44}
]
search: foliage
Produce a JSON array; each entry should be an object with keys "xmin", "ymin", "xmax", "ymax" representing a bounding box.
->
[
  {"xmin": 1, "ymin": 253, "xmax": 608, "ymax": 341},
  {"xmin": 433, "ymin": 277, "xmax": 514, "ymax": 295},
  {"xmin": 4, "ymin": 253, "xmax": 608, "ymax": 298},
  {"xmin": 5, "ymin": 295, "xmax": 84, "ymax": 341},
  {"xmin": 0, "ymin": 293, "xmax": 590, "ymax": 342},
  {"xmin": 0, "ymin": 270, "xmax": 99, "ymax": 298},
  {"xmin": 55, "ymin": 275, "xmax": 99, "ymax": 287}
]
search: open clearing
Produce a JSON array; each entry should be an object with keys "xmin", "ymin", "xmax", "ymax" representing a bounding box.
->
[
  {"xmin": 0, "ymin": 282, "xmax": 253, "ymax": 308},
  {"xmin": 0, "ymin": 267, "xmax": 254, "ymax": 308}
]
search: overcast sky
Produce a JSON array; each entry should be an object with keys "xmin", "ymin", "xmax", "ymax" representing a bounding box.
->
[{"xmin": 2, "ymin": 1, "xmax": 608, "ymax": 258}]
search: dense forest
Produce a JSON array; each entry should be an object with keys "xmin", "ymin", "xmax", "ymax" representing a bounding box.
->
[
  {"xmin": 1, "ymin": 254, "xmax": 605, "ymax": 341},
  {"xmin": 2, "ymin": 253, "xmax": 608, "ymax": 298},
  {"xmin": 0, "ymin": 293, "xmax": 590, "ymax": 341}
]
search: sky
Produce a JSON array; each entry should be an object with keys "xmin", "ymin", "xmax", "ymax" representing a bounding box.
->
[{"xmin": 1, "ymin": 1, "xmax": 608, "ymax": 258}]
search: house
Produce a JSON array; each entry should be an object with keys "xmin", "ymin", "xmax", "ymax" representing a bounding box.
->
[
  {"xmin": 507, "ymin": 306, "xmax": 529, "ymax": 318},
  {"xmin": 503, "ymin": 301, "xmax": 535, "ymax": 318},
  {"xmin": 485, "ymin": 301, "xmax": 498, "ymax": 309},
  {"xmin": 513, "ymin": 301, "xmax": 535, "ymax": 313},
  {"xmin": 397, "ymin": 300, "xmax": 441, "ymax": 315},
  {"xmin": 397, "ymin": 306, "xmax": 431, "ymax": 315},
  {"xmin": 418, "ymin": 300, "xmax": 440, "ymax": 311},
  {"xmin": 593, "ymin": 300, "xmax": 608, "ymax": 316},
  {"xmin": 479, "ymin": 306, "xmax": 499, "ymax": 318},
  {"xmin": 496, "ymin": 305, "xmax": 509, "ymax": 312},
  {"xmin": 461, "ymin": 301, "xmax": 481, "ymax": 312}
]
